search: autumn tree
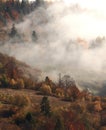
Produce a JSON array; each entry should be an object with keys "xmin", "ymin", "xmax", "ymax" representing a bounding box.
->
[
  {"xmin": 40, "ymin": 96, "xmax": 51, "ymax": 116},
  {"xmin": 40, "ymin": 83, "xmax": 52, "ymax": 95},
  {"xmin": 16, "ymin": 78, "xmax": 25, "ymax": 89}
]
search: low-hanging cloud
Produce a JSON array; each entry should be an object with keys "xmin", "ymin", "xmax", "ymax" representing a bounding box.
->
[{"xmin": 0, "ymin": 1, "xmax": 106, "ymax": 93}]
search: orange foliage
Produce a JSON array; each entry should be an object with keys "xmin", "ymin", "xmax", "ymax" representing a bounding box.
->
[
  {"xmin": 11, "ymin": 10, "xmax": 19, "ymax": 20},
  {"xmin": 69, "ymin": 122, "xmax": 85, "ymax": 130},
  {"xmin": 40, "ymin": 83, "xmax": 52, "ymax": 95},
  {"xmin": 94, "ymin": 101, "xmax": 102, "ymax": 112}
]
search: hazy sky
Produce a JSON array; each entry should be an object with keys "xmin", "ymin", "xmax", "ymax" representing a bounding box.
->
[{"xmin": 45, "ymin": 0, "xmax": 106, "ymax": 11}]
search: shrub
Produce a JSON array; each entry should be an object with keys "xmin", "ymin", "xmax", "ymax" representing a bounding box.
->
[
  {"xmin": 25, "ymin": 112, "xmax": 33, "ymax": 122},
  {"xmin": 55, "ymin": 88, "xmax": 64, "ymax": 98},
  {"xmin": 12, "ymin": 94, "xmax": 30, "ymax": 107},
  {"xmin": 15, "ymin": 117, "xmax": 25, "ymax": 125}
]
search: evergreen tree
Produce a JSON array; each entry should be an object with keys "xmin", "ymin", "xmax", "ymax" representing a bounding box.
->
[
  {"xmin": 55, "ymin": 117, "xmax": 65, "ymax": 130},
  {"xmin": 36, "ymin": 0, "xmax": 40, "ymax": 6},
  {"xmin": 40, "ymin": 96, "xmax": 51, "ymax": 116},
  {"xmin": 25, "ymin": 112, "xmax": 33, "ymax": 122},
  {"xmin": 10, "ymin": 24, "xmax": 17, "ymax": 37},
  {"xmin": 32, "ymin": 30, "xmax": 37, "ymax": 42}
]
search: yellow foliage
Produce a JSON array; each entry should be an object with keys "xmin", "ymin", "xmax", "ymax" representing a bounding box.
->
[
  {"xmin": 94, "ymin": 101, "xmax": 102, "ymax": 112},
  {"xmin": 55, "ymin": 88, "xmax": 64, "ymax": 97},
  {"xmin": 40, "ymin": 83, "xmax": 52, "ymax": 95},
  {"xmin": 9, "ymin": 79, "xmax": 17, "ymax": 87},
  {"xmin": 16, "ymin": 79, "xmax": 25, "ymax": 89}
]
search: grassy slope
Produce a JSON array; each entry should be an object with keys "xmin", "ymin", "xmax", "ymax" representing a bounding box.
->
[{"xmin": 0, "ymin": 88, "xmax": 70, "ymax": 109}]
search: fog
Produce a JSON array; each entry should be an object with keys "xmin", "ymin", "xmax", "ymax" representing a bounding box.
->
[{"xmin": 0, "ymin": 1, "xmax": 106, "ymax": 93}]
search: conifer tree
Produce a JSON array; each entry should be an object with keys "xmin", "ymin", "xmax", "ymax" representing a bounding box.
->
[
  {"xmin": 55, "ymin": 117, "xmax": 65, "ymax": 130},
  {"xmin": 40, "ymin": 96, "xmax": 51, "ymax": 116}
]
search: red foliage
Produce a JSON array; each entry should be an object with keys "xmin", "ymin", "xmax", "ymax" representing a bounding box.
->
[
  {"xmin": 44, "ymin": 119, "xmax": 55, "ymax": 130},
  {"xmin": 69, "ymin": 122, "xmax": 85, "ymax": 130},
  {"xmin": 4, "ymin": 58, "xmax": 22, "ymax": 79},
  {"xmin": 11, "ymin": 10, "xmax": 19, "ymax": 20},
  {"xmin": 62, "ymin": 110, "xmax": 86, "ymax": 130}
]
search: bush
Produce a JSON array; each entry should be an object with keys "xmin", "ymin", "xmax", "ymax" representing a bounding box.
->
[
  {"xmin": 15, "ymin": 117, "xmax": 25, "ymax": 125},
  {"xmin": 11, "ymin": 94, "xmax": 30, "ymax": 107},
  {"xmin": 25, "ymin": 112, "xmax": 33, "ymax": 122},
  {"xmin": 55, "ymin": 88, "xmax": 64, "ymax": 98},
  {"xmin": 0, "ymin": 93, "xmax": 30, "ymax": 108}
]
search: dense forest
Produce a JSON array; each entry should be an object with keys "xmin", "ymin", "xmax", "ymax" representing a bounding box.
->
[{"xmin": 0, "ymin": 0, "xmax": 41, "ymax": 26}]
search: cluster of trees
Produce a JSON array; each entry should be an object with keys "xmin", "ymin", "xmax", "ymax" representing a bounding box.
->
[
  {"xmin": 0, "ymin": 60, "xmax": 36, "ymax": 89},
  {"xmin": 38, "ymin": 76, "xmax": 81, "ymax": 102},
  {"xmin": 0, "ymin": 73, "xmax": 36, "ymax": 89},
  {"xmin": 0, "ymin": 89, "xmax": 104, "ymax": 130},
  {"xmin": 14, "ymin": 96, "xmax": 93, "ymax": 130},
  {"xmin": 0, "ymin": 62, "xmax": 93, "ymax": 103},
  {"xmin": 0, "ymin": 67, "xmax": 85, "ymax": 103},
  {"xmin": 33, "ymin": 96, "xmax": 103, "ymax": 130},
  {"xmin": 0, "ymin": 0, "xmax": 41, "ymax": 25},
  {"xmin": 0, "ymin": 57, "xmax": 95, "ymax": 104},
  {"xmin": 8, "ymin": 24, "xmax": 37, "ymax": 42},
  {"xmin": 0, "ymin": 54, "xmax": 100, "ymax": 106}
]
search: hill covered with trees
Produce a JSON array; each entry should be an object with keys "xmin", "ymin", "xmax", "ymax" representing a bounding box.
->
[
  {"xmin": 0, "ymin": 52, "xmax": 105, "ymax": 130},
  {"xmin": 0, "ymin": 52, "xmax": 41, "ymax": 89},
  {"xmin": 0, "ymin": 0, "xmax": 42, "ymax": 27}
]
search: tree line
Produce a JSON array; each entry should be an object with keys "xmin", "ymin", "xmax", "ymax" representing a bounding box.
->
[{"xmin": 0, "ymin": 0, "xmax": 41, "ymax": 25}]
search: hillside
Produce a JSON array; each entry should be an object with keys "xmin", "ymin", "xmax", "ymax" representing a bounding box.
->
[
  {"xmin": 0, "ymin": 87, "xmax": 105, "ymax": 130},
  {"xmin": 0, "ymin": 0, "xmax": 38, "ymax": 26},
  {"xmin": 0, "ymin": 53, "xmax": 105, "ymax": 130},
  {"xmin": 0, "ymin": 52, "xmax": 41, "ymax": 81}
]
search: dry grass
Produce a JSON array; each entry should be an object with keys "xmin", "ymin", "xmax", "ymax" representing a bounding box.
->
[{"xmin": 0, "ymin": 88, "xmax": 70, "ymax": 109}]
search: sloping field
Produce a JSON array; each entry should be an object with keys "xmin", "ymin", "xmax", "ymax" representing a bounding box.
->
[{"xmin": 0, "ymin": 88, "xmax": 70, "ymax": 109}]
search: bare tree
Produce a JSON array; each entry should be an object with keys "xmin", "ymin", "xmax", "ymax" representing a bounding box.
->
[{"xmin": 61, "ymin": 75, "xmax": 76, "ymax": 88}]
